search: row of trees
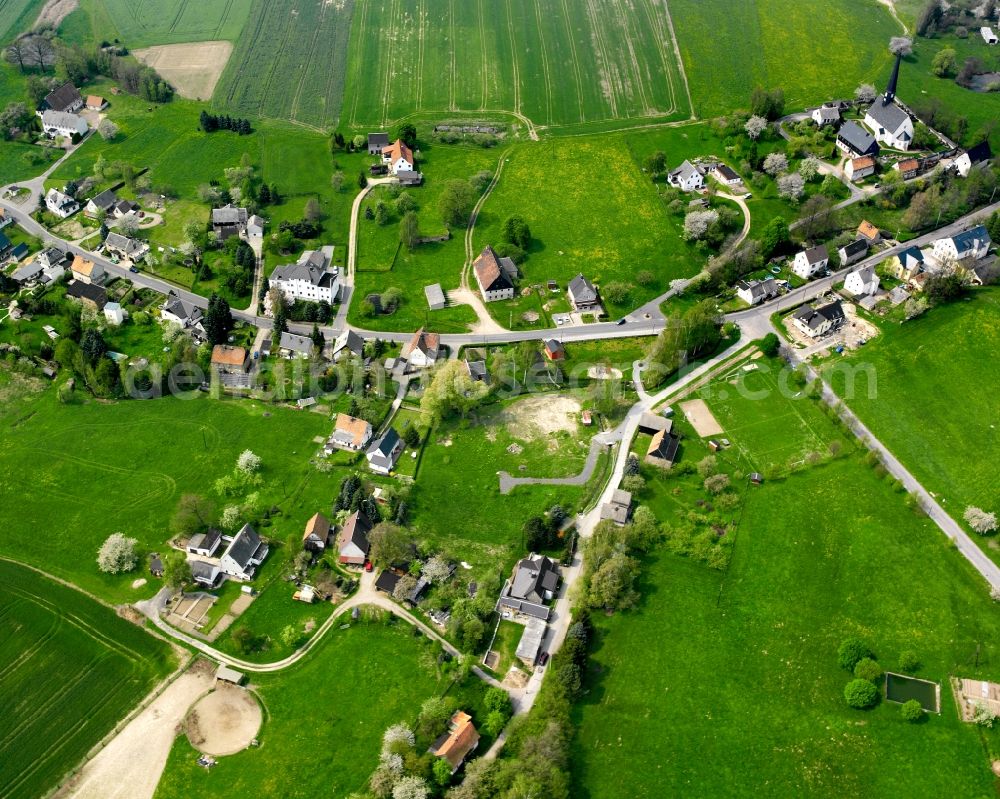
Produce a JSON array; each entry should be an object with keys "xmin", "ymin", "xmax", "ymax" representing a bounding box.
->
[
  {"xmin": 199, "ymin": 111, "xmax": 253, "ymax": 135},
  {"xmin": 643, "ymin": 301, "xmax": 725, "ymax": 389}
]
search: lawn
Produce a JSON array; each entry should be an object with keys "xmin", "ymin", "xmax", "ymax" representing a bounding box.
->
[
  {"xmin": 825, "ymin": 287, "xmax": 1000, "ymax": 557},
  {"xmin": 669, "ymin": 0, "xmax": 901, "ymax": 118},
  {"xmin": 341, "ymin": 0, "xmax": 691, "ymax": 129},
  {"xmin": 0, "ymin": 559, "xmax": 175, "ymax": 799},
  {"xmin": 471, "ymin": 137, "xmax": 701, "ymax": 322},
  {"xmin": 571, "ymin": 456, "xmax": 1000, "ymax": 798},
  {"xmin": 153, "ymin": 621, "xmax": 449, "ymax": 799},
  {"xmin": 83, "ymin": 0, "xmax": 253, "ymax": 47}
]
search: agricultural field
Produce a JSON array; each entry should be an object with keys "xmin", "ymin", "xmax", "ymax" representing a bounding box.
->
[
  {"xmin": 669, "ymin": 0, "xmax": 901, "ymax": 118},
  {"xmin": 570, "ymin": 351, "xmax": 1000, "ymax": 796},
  {"xmin": 213, "ymin": 0, "xmax": 354, "ymax": 129},
  {"xmin": 0, "ymin": 559, "xmax": 175, "ymax": 799},
  {"xmin": 71, "ymin": 0, "xmax": 252, "ymax": 48},
  {"xmin": 0, "ymin": 0, "xmax": 44, "ymax": 42},
  {"xmin": 153, "ymin": 621, "xmax": 449, "ymax": 799},
  {"xmin": 826, "ymin": 288, "xmax": 1000, "ymax": 560},
  {"xmin": 341, "ymin": 0, "xmax": 691, "ymax": 129}
]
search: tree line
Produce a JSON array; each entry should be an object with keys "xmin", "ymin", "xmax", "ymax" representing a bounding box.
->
[{"xmin": 199, "ymin": 111, "xmax": 253, "ymax": 135}]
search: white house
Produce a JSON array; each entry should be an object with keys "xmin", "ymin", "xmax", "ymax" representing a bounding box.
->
[
  {"xmin": 863, "ymin": 55, "xmax": 913, "ymax": 151},
  {"xmin": 269, "ymin": 246, "xmax": 339, "ymax": 304},
  {"xmin": 85, "ymin": 189, "xmax": 118, "ymax": 217},
  {"xmin": 45, "ymin": 188, "xmax": 79, "ymax": 218},
  {"xmin": 366, "ymin": 428, "xmax": 404, "ymax": 475},
  {"xmin": 402, "ymin": 328, "xmax": 440, "ymax": 369},
  {"xmin": 333, "ymin": 329, "xmax": 365, "ymax": 361},
  {"xmin": 246, "ymin": 214, "xmax": 265, "ymax": 239},
  {"xmin": 103, "ymin": 302, "xmax": 126, "ymax": 325},
  {"xmin": 711, "ymin": 163, "xmax": 742, "ymax": 187},
  {"xmin": 279, "ymin": 331, "xmax": 314, "ymax": 359},
  {"xmin": 838, "ymin": 239, "xmax": 869, "ymax": 267},
  {"xmin": 382, "ymin": 139, "xmax": 415, "ymax": 175},
  {"xmin": 844, "ymin": 265, "xmax": 880, "ymax": 297},
  {"xmin": 218, "ymin": 524, "xmax": 269, "ymax": 581},
  {"xmin": 792, "ymin": 245, "xmax": 829, "ymax": 279},
  {"xmin": 932, "ymin": 225, "xmax": 991, "ymax": 263},
  {"xmin": 811, "ymin": 104, "xmax": 841, "ymax": 126},
  {"xmin": 40, "ymin": 110, "xmax": 88, "ymax": 139},
  {"xmin": 104, "ymin": 232, "xmax": 148, "ymax": 263},
  {"xmin": 982, "ymin": 26, "xmax": 999, "ymax": 45},
  {"xmin": 326, "ymin": 413, "xmax": 373, "ymax": 452},
  {"xmin": 735, "ymin": 277, "xmax": 778, "ymax": 306},
  {"xmin": 667, "ymin": 160, "xmax": 704, "ymax": 191},
  {"xmin": 161, "ymin": 293, "xmax": 204, "ymax": 330},
  {"xmin": 845, "ymin": 156, "xmax": 876, "ymax": 182},
  {"xmin": 792, "ymin": 301, "xmax": 846, "ymax": 338},
  {"xmin": 953, "ymin": 141, "xmax": 992, "ymax": 177},
  {"xmin": 472, "ymin": 245, "xmax": 516, "ymax": 302}
]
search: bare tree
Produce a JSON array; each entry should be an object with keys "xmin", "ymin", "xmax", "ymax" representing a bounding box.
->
[
  {"xmin": 4, "ymin": 39, "xmax": 27, "ymax": 73},
  {"xmin": 23, "ymin": 35, "xmax": 55, "ymax": 72}
]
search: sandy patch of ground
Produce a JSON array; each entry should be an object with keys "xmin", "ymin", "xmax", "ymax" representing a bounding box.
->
[
  {"xmin": 587, "ymin": 365, "xmax": 623, "ymax": 379},
  {"xmin": 134, "ymin": 41, "xmax": 233, "ymax": 101},
  {"xmin": 500, "ymin": 396, "xmax": 580, "ymax": 440},
  {"xmin": 131, "ymin": 578, "xmax": 147, "ymax": 589},
  {"xmin": 680, "ymin": 399, "xmax": 724, "ymax": 437},
  {"xmin": 61, "ymin": 663, "xmax": 214, "ymax": 799},
  {"xmin": 502, "ymin": 666, "xmax": 530, "ymax": 689},
  {"xmin": 185, "ymin": 685, "xmax": 262, "ymax": 756},
  {"xmin": 34, "ymin": 0, "xmax": 77, "ymax": 28}
]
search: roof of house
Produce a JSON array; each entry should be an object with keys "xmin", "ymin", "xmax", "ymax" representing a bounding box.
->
[
  {"xmin": 795, "ymin": 300, "xmax": 845, "ymax": 331},
  {"xmin": 279, "ymin": 331, "xmax": 314, "ymax": 355},
  {"xmin": 86, "ymin": 95, "xmax": 104, "ymax": 107},
  {"xmin": 848, "ymin": 264, "xmax": 877, "ymax": 284},
  {"xmin": 736, "ymin": 277, "xmax": 777, "ymax": 300},
  {"xmin": 964, "ymin": 140, "xmax": 993, "ymax": 165},
  {"xmin": 425, "ymin": 283, "xmax": 446, "ymax": 306},
  {"xmin": 568, "ymin": 273, "xmax": 598, "ymax": 305},
  {"xmin": 71, "ymin": 255, "xmax": 98, "ymax": 276},
  {"xmin": 866, "ymin": 97, "xmax": 910, "ymax": 136},
  {"xmin": 189, "ymin": 527, "xmax": 222, "ymax": 553},
  {"xmin": 713, "ymin": 163, "xmax": 741, "ymax": 181},
  {"xmin": 368, "ymin": 132, "xmax": 390, "ymax": 148},
  {"xmin": 11, "ymin": 261, "xmax": 42, "ymax": 282},
  {"xmin": 43, "ymin": 82, "xmax": 82, "ymax": 112},
  {"xmin": 669, "ymin": 160, "xmax": 700, "ymax": 182},
  {"xmin": 375, "ymin": 569, "xmax": 399, "ymax": 593},
  {"xmin": 41, "ymin": 110, "xmax": 85, "ymax": 130},
  {"xmin": 647, "ymin": 429, "xmax": 680, "ymax": 462},
  {"xmin": 271, "ymin": 247, "xmax": 337, "ymax": 285},
  {"xmin": 431, "ymin": 711, "xmax": 480, "ymax": 770},
  {"xmin": 382, "ymin": 138, "xmax": 414, "ymax": 166},
  {"xmin": 212, "ymin": 204, "xmax": 248, "ymax": 226},
  {"xmin": 303, "ymin": 512, "xmax": 330, "ymax": 543},
  {"xmin": 507, "ymin": 554, "xmax": 559, "ymax": 604},
  {"xmin": 162, "ymin": 293, "xmax": 202, "ymax": 323},
  {"xmin": 367, "ymin": 427, "xmax": 401, "ymax": 460},
  {"xmin": 46, "ymin": 187, "xmax": 77, "ymax": 208},
  {"xmin": 473, "ymin": 246, "xmax": 515, "ymax": 293},
  {"xmin": 814, "ymin": 105, "xmax": 841, "ymax": 121},
  {"xmin": 105, "ymin": 232, "xmax": 145, "ymax": 255},
  {"xmin": 333, "ymin": 329, "xmax": 364, "ymax": 357},
  {"xmin": 896, "ymin": 158, "xmax": 919, "ymax": 172},
  {"xmin": 404, "ymin": 328, "xmax": 440, "ymax": 359},
  {"xmin": 465, "ymin": 359, "xmax": 489, "ymax": 382},
  {"xmin": 858, "ymin": 220, "xmax": 880, "ymax": 241},
  {"xmin": 190, "ymin": 560, "xmax": 219, "ymax": 582},
  {"xmin": 837, "ymin": 121, "xmax": 878, "ymax": 154},
  {"xmin": 65, "ymin": 280, "xmax": 107, "ymax": 307},
  {"xmin": 334, "ymin": 413, "xmax": 371, "ymax": 447},
  {"xmin": 947, "ymin": 225, "xmax": 990, "ymax": 256},
  {"xmin": 841, "ymin": 238, "xmax": 869, "ymax": 258},
  {"xmin": 800, "ymin": 245, "xmax": 828, "ymax": 265},
  {"xmin": 211, "ymin": 345, "xmax": 246, "ymax": 367},
  {"xmin": 851, "ymin": 155, "xmax": 875, "ymax": 170},
  {"xmin": 611, "ymin": 488, "xmax": 632, "ymax": 507},
  {"xmin": 114, "ymin": 199, "xmax": 138, "ymax": 214},
  {"xmin": 223, "ymin": 524, "xmax": 264, "ymax": 570},
  {"xmin": 638, "ymin": 411, "xmax": 671, "ymax": 432},
  {"xmin": 545, "ymin": 338, "xmax": 564, "ymax": 355},
  {"xmin": 896, "ymin": 245, "xmax": 924, "ymax": 268},
  {"xmin": 89, "ymin": 189, "xmax": 118, "ymax": 210},
  {"xmin": 339, "ymin": 510, "xmax": 373, "ymax": 555}
]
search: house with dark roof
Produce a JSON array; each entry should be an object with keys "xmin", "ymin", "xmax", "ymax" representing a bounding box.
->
[
  {"xmin": 45, "ymin": 187, "xmax": 79, "ymax": 218},
  {"xmin": 161, "ymin": 292, "xmax": 204, "ymax": 331},
  {"xmin": 667, "ymin": 160, "xmax": 704, "ymax": 191},
  {"xmin": 837, "ymin": 238, "xmax": 869, "ymax": 267},
  {"xmin": 933, "ymin": 225, "xmax": 991, "ymax": 263},
  {"xmin": 375, "ymin": 569, "xmax": 399, "ymax": 594},
  {"xmin": 40, "ymin": 82, "xmax": 83, "ymax": 113},
  {"xmin": 429, "ymin": 711, "xmax": 480, "ymax": 774},
  {"xmin": 219, "ymin": 524, "xmax": 268, "ymax": 581},
  {"xmin": 278, "ymin": 331, "xmax": 315, "ymax": 359},
  {"xmin": 465, "ymin": 358, "xmax": 489, "ymax": 384},
  {"xmin": 567, "ymin": 273, "xmax": 600, "ymax": 312},
  {"xmin": 736, "ymin": 277, "xmax": 778, "ymax": 306},
  {"xmin": 402, "ymin": 328, "xmax": 440, "ymax": 369},
  {"xmin": 811, "ymin": 104, "xmax": 841, "ymax": 126},
  {"xmin": 863, "ymin": 55, "xmax": 913, "ymax": 151},
  {"xmin": 303, "ymin": 512, "xmax": 331, "ymax": 552},
  {"xmin": 883, "ymin": 246, "xmax": 925, "ymax": 281},
  {"xmin": 104, "ymin": 232, "xmax": 149, "ymax": 262},
  {"xmin": 338, "ymin": 510, "xmax": 372, "ymax": 565},
  {"xmin": 367, "ymin": 132, "xmax": 390, "ymax": 154},
  {"xmin": 792, "ymin": 301, "xmax": 846, "ymax": 339},
  {"xmin": 638, "ymin": 412, "xmax": 672, "ymax": 435},
  {"xmin": 191, "ymin": 560, "xmax": 221, "ymax": 588},
  {"xmin": 600, "ymin": 488, "xmax": 633, "ymax": 526},
  {"xmin": 836, "ymin": 121, "xmax": 879, "ymax": 158},
  {"xmin": 269, "ymin": 246, "xmax": 339, "ymax": 304},
  {"xmin": 187, "ymin": 528, "xmax": 223, "ymax": 557},
  {"xmin": 472, "ymin": 246, "xmax": 516, "ymax": 302},
  {"xmin": 396, "ymin": 170, "xmax": 423, "ymax": 186},
  {"xmin": 424, "ymin": 283, "xmax": 446, "ymax": 310},
  {"xmin": 65, "ymin": 280, "xmax": 107, "ymax": 310},
  {"xmin": 85, "ymin": 189, "xmax": 118, "ymax": 217},
  {"xmin": 366, "ymin": 427, "xmax": 403, "ymax": 475},
  {"xmin": 41, "ymin": 110, "xmax": 87, "ymax": 139},
  {"xmin": 954, "ymin": 141, "xmax": 994, "ymax": 177},
  {"xmin": 844, "ymin": 264, "xmax": 880, "ymax": 297},
  {"xmin": 792, "ymin": 245, "xmax": 829, "ymax": 279},
  {"xmin": 646, "ymin": 430, "xmax": 680, "ymax": 469},
  {"xmin": 498, "ymin": 553, "xmax": 560, "ymax": 620},
  {"xmin": 544, "ymin": 339, "xmax": 564, "ymax": 361},
  {"xmin": 333, "ymin": 329, "xmax": 365, "ymax": 360},
  {"xmin": 211, "ymin": 204, "xmax": 249, "ymax": 239},
  {"xmin": 712, "ymin": 163, "xmax": 743, "ymax": 186}
]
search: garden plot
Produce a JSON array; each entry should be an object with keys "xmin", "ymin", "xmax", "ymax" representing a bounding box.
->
[{"xmin": 134, "ymin": 41, "xmax": 234, "ymax": 100}]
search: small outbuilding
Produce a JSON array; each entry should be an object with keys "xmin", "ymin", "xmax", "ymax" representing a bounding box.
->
[
  {"xmin": 215, "ymin": 664, "xmax": 245, "ymax": 686},
  {"xmin": 425, "ymin": 283, "xmax": 446, "ymax": 310}
]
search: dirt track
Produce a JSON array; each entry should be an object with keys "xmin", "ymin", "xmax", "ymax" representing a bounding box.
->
[{"xmin": 186, "ymin": 685, "xmax": 262, "ymax": 756}]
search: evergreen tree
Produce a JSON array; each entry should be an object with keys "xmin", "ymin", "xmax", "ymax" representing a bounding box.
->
[
  {"xmin": 258, "ymin": 183, "xmax": 271, "ymax": 205},
  {"xmin": 204, "ymin": 293, "xmax": 233, "ymax": 345},
  {"xmin": 310, "ymin": 323, "xmax": 324, "ymax": 349}
]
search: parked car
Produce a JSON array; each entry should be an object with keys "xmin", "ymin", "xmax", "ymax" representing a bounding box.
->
[
  {"xmin": 364, "ymin": 560, "xmax": 373, "ymax": 572},
  {"xmin": 129, "ymin": 266, "xmax": 139, "ymax": 273},
  {"xmin": 537, "ymin": 651, "xmax": 550, "ymax": 666},
  {"xmin": 616, "ymin": 318, "xmax": 627, "ymax": 326}
]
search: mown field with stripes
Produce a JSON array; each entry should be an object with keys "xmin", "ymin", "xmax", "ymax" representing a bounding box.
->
[
  {"xmin": 0, "ymin": 560, "xmax": 174, "ymax": 799},
  {"xmin": 340, "ymin": 0, "xmax": 692, "ymax": 129}
]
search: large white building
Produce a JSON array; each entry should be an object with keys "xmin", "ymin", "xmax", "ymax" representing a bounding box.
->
[
  {"xmin": 932, "ymin": 225, "xmax": 991, "ymax": 264},
  {"xmin": 40, "ymin": 110, "xmax": 88, "ymax": 139},
  {"xmin": 472, "ymin": 245, "xmax": 516, "ymax": 302},
  {"xmin": 45, "ymin": 188, "xmax": 79, "ymax": 218},
  {"xmin": 268, "ymin": 246, "xmax": 339, "ymax": 304},
  {"xmin": 863, "ymin": 54, "xmax": 913, "ymax": 151}
]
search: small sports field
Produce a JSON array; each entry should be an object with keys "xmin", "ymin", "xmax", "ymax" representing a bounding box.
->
[{"xmin": 0, "ymin": 560, "xmax": 174, "ymax": 799}]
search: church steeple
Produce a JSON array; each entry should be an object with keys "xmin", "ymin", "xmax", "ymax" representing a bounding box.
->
[{"xmin": 884, "ymin": 52, "xmax": 902, "ymax": 103}]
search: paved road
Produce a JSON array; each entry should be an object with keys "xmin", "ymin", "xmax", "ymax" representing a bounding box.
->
[{"xmin": 498, "ymin": 434, "xmax": 613, "ymax": 494}]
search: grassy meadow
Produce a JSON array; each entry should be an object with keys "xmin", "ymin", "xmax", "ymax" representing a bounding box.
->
[
  {"xmin": 0, "ymin": 0, "xmax": 44, "ymax": 42},
  {"xmin": 82, "ymin": 0, "xmax": 253, "ymax": 47},
  {"xmin": 342, "ymin": 0, "xmax": 690, "ymax": 129},
  {"xmin": 0, "ymin": 559, "xmax": 175, "ymax": 799}
]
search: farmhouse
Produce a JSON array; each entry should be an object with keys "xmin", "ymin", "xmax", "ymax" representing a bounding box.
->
[
  {"xmin": 402, "ymin": 328, "xmax": 440, "ymax": 369},
  {"xmin": 953, "ymin": 141, "xmax": 993, "ymax": 177},
  {"xmin": 844, "ymin": 264, "xmax": 880, "ymax": 297},
  {"xmin": 382, "ymin": 139, "xmax": 415, "ymax": 174},
  {"xmin": 327, "ymin": 413, "xmax": 373, "ymax": 452},
  {"xmin": 498, "ymin": 553, "xmax": 560, "ymax": 621},
  {"xmin": 472, "ymin": 245, "xmax": 517, "ymax": 302},
  {"xmin": 838, "ymin": 239, "xmax": 869, "ymax": 267},
  {"xmin": 211, "ymin": 204, "xmax": 249, "ymax": 240},
  {"xmin": 45, "ymin": 188, "xmax": 79, "ymax": 218},
  {"xmin": 302, "ymin": 512, "xmax": 331, "ymax": 552},
  {"xmin": 792, "ymin": 245, "xmax": 829, "ymax": 279},
  {"xmin": 845, "ymin": 156, "xmax": 876, "ymax": 182},
  {"xmin": 219, "ymin": 524, "xmax": 269, "ymax": 581},
  {"xmin": 736, "ymin": 277, "xmax": 778, "ymax": 305},
  {"xmin": 857, "ymin": 220, "xmax": 882, "ymax": 244},
  {"xmin": 65, "ymin": 281, "xmax": 107, "ymax": 310},
  {"xmin": 933, "ymin": 226, "xmax": 991, "ymax": 263},
  {"xmin": 429, "ymin": 711, "xmax": 480, "ymax": 774},
  {"xmin": 40, "ymin": 82, "xmax": 83, "ymax": 113},
  {"xmin": 366, "ymin": 427, "xmax": 403, "ymax": 474},
  {"xmin": 41, "ymin": 110, "xmax": 87, "ymax": 139},
  {"xmin": 85, "ymin": 189, "xmax": 118, "ymax": 216},
  {"xmin": 211, "ymin": 345, "xmax": 248, "ymax": 374},
  {"xmin": 792, "ymin": 301, "xmax": 845, "ymax": 338},
  {"xmin": 187, "ymin": 528, "xmax": 223, "ymax": 557},
  {"xmin": 894, "ymin": 158, "xmax": 920, "ymax": 179},
  {"xmin": 982, "ymin": 26, "xmax": 999, "ymax": 45},
  {"xmin": 268, "ymin": 246, "xmax": 339, "ymax": 304},
  {"xmin": 711, "ymin": 163, "xmax": 742, "ymax": 186},
  {"xmin": 646, "ymin": 429, "xmax": 681, "ymax": 469},
  {"xmin": 338, "ymin": 510, "xmax": 373, "ymax": 565},
  {"xmin": 667, "ymin": 160, "xmax": 704, "ymax": 191},
  {"xmin": 104, "ymin": 232, "xmax": 149, "ymax": 262},
  {"xmin": 811, "ymin": 104, "xmax": 841, "ymax": 126},
  {"xmin": 567, "ymin": 273, "xmax": 600, "ymax": 312},
  {"xmin": 161, "ymin": 292, "xmax": 204, "ymax": 331},
  {"xmin": 863, "ymin": 55, "xmax": 913, "ymax": 151},
  {"xmin": 71, "ymin": 255, "xmax": 104, "ymax": 285},
  {"xmin": 278, "ymin": 331, "xmax": 315, "ymax": 359},
  {"xmin": 836, "ymin": 121, "xmax": 879, "ymax": 158},
  {"xmin": 600, "ymin": 488, "xmax": 633, "ymax": 525},
  {"xmin": 367, "ymin": 132, "xmax": 390, "ymax": 154},
  {"xmin": 424, "ymin": 283, "xmax": 446, "ymax": 310},
  {"xmin": 333, "ymin": 329, "xmax": 365, "ymax": 360}
]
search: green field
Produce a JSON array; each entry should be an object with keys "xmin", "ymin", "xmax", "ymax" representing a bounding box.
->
[
  {"xmin": 0, "ymin": 0, "xmax": 44, "ymax": 42},
  {"xmin": 342, "ymin": 0, "xmax": 691, "ymax": 129},
  {"xmin": 0, "ymin": 559, "xmax": 174, "ymax": 799},
  {"xmin": 670, "ymin": 0, "xmax": 901, "ymax": 118},
  {"xmin": 213, "ymin": 0, "xmax": 354, "ymax": 129},
  {"xmin": 153, "ymin": 621, "xmax": 447, "ymax": 799},
  {"xmin": 826, "ymin": 288, "xmax": 1000, "ymax": 555},
  {"xmin": 82, "ymin": 0, "xmax": 253, "ymax": 47}
]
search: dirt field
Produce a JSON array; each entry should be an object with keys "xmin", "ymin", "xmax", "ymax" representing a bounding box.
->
[
  {"xmin": 185, "ymin": 685, "xmax": 262, "ymax": 756},
  {"xmin": 34, "ymin": 0, "xmax": 78, "ymax": 29},
  {"xmin": 680, "ymin": 399, "xmax": 724, "ymax": 437},
  {"xmin": 133, "ymin": 41, "xmax": 233, "ymax": 100},
  {"xmin": 587, "ymin": 365, "xmax": 623, "ymax": 379},
  {"xmin": 500, "ymin": 396, "xmax": 580, "ymax": 440}
]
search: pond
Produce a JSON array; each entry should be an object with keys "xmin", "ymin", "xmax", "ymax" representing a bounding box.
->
[
  {"xmin": 969, "ymin": 72, "xmax": 1000, "ymax": 92},
  {"xmin": 885, "ymin": 672, "xmax": 940, "ymax": 712}
]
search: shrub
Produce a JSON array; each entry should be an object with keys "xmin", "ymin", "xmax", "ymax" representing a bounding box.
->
[
  {"xmin": 838, "ymin": 637, "xmax": 873, "ymax": 671},
  {"xmin": 704, "ymin": 473, "xmax": 731, "ymax": 494},
  {"xmin": 853, "ymin": 657, "xmax": 883, "ymax": 683},
  {"xmin": 900, "ymin": 699, "xmax": 924, "ymax": 723},
  {"xmin": 898, "ymin": 650, "xmax": 921, "ymax": 673},
  {"xmin": 758, "ymin": 332, "xmax": 780, "ymax": 358},
  {"xmin": 973, "ymin": 701, "xmax": 998, "ymax": 728},
  {"xmin": 96, "ymin": 533, "xmax": 139, "ymax": 574},
  {"xmin": 621, "ymin": 474, "xmax": 646, "ymax": 494},
  {"xmin": 844, "ymin": 678, "xmax": 879, "ymax": 709},
  {"xmin": 964, "ymin": 506, "xmax": 997, "ymax": 534}
]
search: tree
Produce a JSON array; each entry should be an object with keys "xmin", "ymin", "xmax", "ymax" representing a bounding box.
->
[
  {"xmin": 844, "ymin": 678, "xmax": 879, "ymax": 709},
  {"xmin": 358, "ymin": 171, "xmax": 368, "ymax": 189},
  {"xmin": 760, "ymin": 216, "xmax": 790, "ymax": 257},
  {"xmin": 798, "ymin": 156, "xmax": 821, "ymax": 182},
  {"xmin": 4, "ymin": 39, "xmax": 27, "ymax": 72},
  {"xmin": 777, "ymin": 173, "xmax": 805, "ymax": 202},
  {"xmin": 399, "ymin": 210, "xmax": 420, "ymax": 250},
  {"xmin": 484, "ymin": 686, "xmax": 513, "ymax": 716},
  {"xmin": 392, "ymin": 775, "xmax": 428, "ymax": 799},
  {"xmin": 403, "ymin": 425, "xmax": 421, "ymax": 447},
  {"xmin": 855, "ymin": 84, "xmax": 877, "ymax": 103},
  {"xmin": 170, "ymin": 494, "xmax": 214, "ymax": 536},
  {"xmin": 744, "ymin": 115, "xmax": 767, "ymax": 140},
  {"xmin": 587, "ymin": 551, "xmax": 639, "ymax": 611},
  {"xmin": 439, "ymin": 179, "xmax": 476, "ymax": 228},
  {"xmin": 369, "ymin": 522, "xmax": 410, "ymax": 567},
  {"xmin": 758, "ymin": 332, "xmax": 780, "ymax": 357},
  {"xmin": 838, "ymin": 637, "xmax": 873, "ymax": 671},
  {"xmin": 889, "ymin": 36, "xmax": 913, "ymax": 56},
  {"xmin": 304, "ymin": 197, "xmax": 322, "ymax": 223},
  {"xmin": 964, "ymin": 506, "xmax": 998, "ymax": 534},
  {"xmin": 237, "ymin": 449, "xmax": 262, "ymax": 475},
  {"xmin": 501, "ymin": 215, "xmax": 532, "ymax": 249},
  {"xmin": 621, "ymin": 474, "xmax": 645, "ymax": 494},
  {"xmin": 923, "ymin": 272, "xmax": 965, "ymax": 305},
  {"xmin": 973, "ymin": 701, "xmax": 998, "ymax": 728},
  {"xmin": 310, "ymin": 322, "xmax": 325, "ymax": 350},
  {"xmin": 204, "ymin": 293, "xmax": 233, "ymax": 345},
  {"xmin": 23, "ymin": 35, "xmax": 55, "ymax": 72},
  {"xmin": 432, "ymin": 757, "xmax": 453, "ymax": 787},
  {"xmin": 750, "ymin": 87, "xmax": 784, "ymax": 120},
  {"xmin": 624, "ymin": 453, "xmax": 641, "ymax": 476},
  {"xmin": 797, "ymin": 194, "xmax": 834, "ymax": 241},
  {"xmin": 903, "ymin": 186, "xmax": 940, "ymax": 231},
  {"xmin": 683, "ymin": 209, "xmax": 719, "ymax": 241},
  {"xmin": 854, "ymin": 657, "xmax": 883, "ymax": 682},
  {"xmin": 97, "ymin": 119, "xmax": 119, "ymax": 141},
  {"xmin": 916, "ymin": 0, "xmax": 943, "ymax": 36},
  {"xmin": 900, "ymin": 699, "xmax": 924, "ymax": 722},
  {"xmin": 763, "ymin": 152, "xmax": 788, "ymax": 176},
  {"xmin": 704, "ymin": 473, "xmax": 731, "ymax": 494},
  {"xmin": 97, "ymin": 533, "xmax": 139, "ymax": 574},
  {"xmin": 483, "ymin": 709, "xmax": 508, "ymax": 738},
  {"xmin": 220, "ymin": 505, "xmax": 242, "ymax": 530},
  {"xmin": 898, "ymin": 650, "xmax": 921, "ymax": 672},
  {"xmin": 904, "ymin": 296, "xmax": 929, "ymax": 320},
  {"xmin": 80, "ymin": 328, "xmax": 109, "ymax": 366},
  {"xmin": 420, "ymin": 360, "xmax": 490, "ymax": 422},
  {"xmin": 395, "ymin": 122, "xmax": 418, "ymax": 148},
  {"xmin": 118, "ymin": 215, "xmax": 140, "ymax": 237},
  {"xmin": 643, "ymin": 150, "xmax": 667, "ymax": 174},
  {"xmin": 602, "ymin": 281, "xmax": 630, "ymax": 304},
  {"xmin": 932, "ymin": 47, "xmax": 957, "ymax": 77},
  {"xmin": 422, "ymin": 556, "xmax": 452, "ymax": 583}
]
